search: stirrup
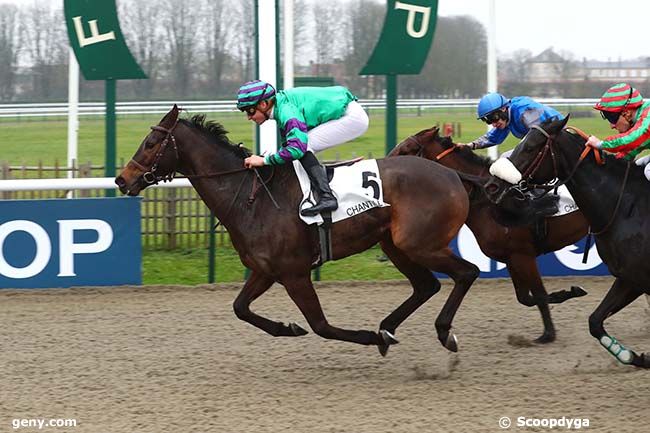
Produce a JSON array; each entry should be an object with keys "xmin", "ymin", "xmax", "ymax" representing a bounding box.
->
[{"xmin": 300, "ymin": 200, "xmax": 337, "ymax": 216}]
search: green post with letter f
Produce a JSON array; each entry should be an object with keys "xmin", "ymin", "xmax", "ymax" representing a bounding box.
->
[
  {"xmin": 361, "ymin": 1, "xmax": 438, "ymax": 154},
  {"xmin": 63, "ymin": 0, "xmax": 147, "ymax": 196}
]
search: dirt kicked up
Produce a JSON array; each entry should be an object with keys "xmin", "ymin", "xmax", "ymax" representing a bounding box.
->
[{"xmin": 1, "ymin": 276, "xmax": 648, "ymax": 433}]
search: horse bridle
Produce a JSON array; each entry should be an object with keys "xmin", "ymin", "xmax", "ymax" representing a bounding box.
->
[
  {"xmin": 128, "ymin": 120, "xmax": 281, "ymax": 213},
  {"xmin": 514, "ymin": 125, "xmax": 562, "ymax": 191},
  {"xmin": 402, "ymin": 134, "xmax": 458, "ymax": 161},
  {"xmin": 509, "ymin": 125, "xmax": 629, "ymax": 236},
  {"xmin": 129, "ymin": 121, "xmax": 180, "ymax": 185}
]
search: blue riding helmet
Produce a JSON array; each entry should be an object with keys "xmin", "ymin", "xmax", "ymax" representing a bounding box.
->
[{"xmin": 477, "ymin": 93, "xmax": 510, "ymax": 119}]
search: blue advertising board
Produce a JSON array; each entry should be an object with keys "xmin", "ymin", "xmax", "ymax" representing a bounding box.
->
[
  {"xmin": 442, "ymin": 225, "xmax": 608, "ymax": 278},
  {"xmin": 0, "ymin": 197, "xmax": 141, "ymax": 288}
]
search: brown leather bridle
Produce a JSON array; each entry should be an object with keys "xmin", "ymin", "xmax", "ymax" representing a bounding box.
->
[{"xmin": 129, "ymin": 121, "xmax": 180, "ymax": 185}]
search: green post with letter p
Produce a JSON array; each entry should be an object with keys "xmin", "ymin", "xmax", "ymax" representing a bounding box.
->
[{"xmin": 361, "ymin": 0, "xmax": 438, "ymax": 154}]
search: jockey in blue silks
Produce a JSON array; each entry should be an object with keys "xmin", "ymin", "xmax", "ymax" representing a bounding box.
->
[{"xmin": 467, "ymin": 93, "xmax": 564, "ymax": 150}]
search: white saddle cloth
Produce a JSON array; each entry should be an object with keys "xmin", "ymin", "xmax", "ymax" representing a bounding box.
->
[
  {"xmin": 552, "ymin": 184, "xmax": 579, "ymax": 217},
  {"xmin": 293, "ymin": 159, "xmax": 390, "ymax": 225}
]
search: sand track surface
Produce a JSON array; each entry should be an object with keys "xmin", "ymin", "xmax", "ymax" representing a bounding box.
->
[{"xmin": 1, "ymin": 276, "xmax": 648, "ymax": 432}]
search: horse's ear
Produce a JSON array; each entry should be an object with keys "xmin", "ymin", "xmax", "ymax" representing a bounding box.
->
[
  {"xmin": 160, "ymin": 104, "xmax": 180, "ymax": 128},
  {"xmin": 431, "ymin": 126, "xmax": 440, "ymax": 137},
  {"xmin": 562, "ymin": 113, "xmax": 570, "ymax": 127}
]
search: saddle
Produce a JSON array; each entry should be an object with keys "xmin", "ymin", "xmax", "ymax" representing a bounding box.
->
[{"xmin": 324, "ymin": 157, "xmax": 364, "ymax": 181}]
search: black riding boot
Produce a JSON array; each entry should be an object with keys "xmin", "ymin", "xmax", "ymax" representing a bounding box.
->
[{"xmin": 299, "ymin": 152, "xmax": 338, "ymax": 216}]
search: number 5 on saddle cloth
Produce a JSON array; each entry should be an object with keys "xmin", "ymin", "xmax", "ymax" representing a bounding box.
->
[{"xmin": 293, "ymin": 159, "xmax": 391, "ymax": 264}]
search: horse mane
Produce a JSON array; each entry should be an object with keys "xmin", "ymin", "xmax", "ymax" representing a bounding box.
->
[{"xmin": 180, "ymin": 114, "xmax": 252, "ymax": 158}]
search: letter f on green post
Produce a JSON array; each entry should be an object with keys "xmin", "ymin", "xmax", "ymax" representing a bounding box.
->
[{"xmin": 64, "ymin": 0, "xmax": 147, "ymax": 197}]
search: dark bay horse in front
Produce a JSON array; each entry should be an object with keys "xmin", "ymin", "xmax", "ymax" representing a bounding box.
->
[
  {"xmin": 389, "ymin": 126, "xmax": 589, "ymax": 343},
  {"xmin": 484, "ymin": 115, "xmax": 650, "ymax": 368},
  {"xmin": 115, "ymin": 105, "xmax": 480, "ymax": 356}
]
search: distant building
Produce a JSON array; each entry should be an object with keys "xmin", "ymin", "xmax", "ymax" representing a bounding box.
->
[{"xmin": 500, "ymin": 47, "xmax": 650, "ymax": 97}]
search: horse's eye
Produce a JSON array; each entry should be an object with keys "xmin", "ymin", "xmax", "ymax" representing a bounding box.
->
[{"xmin": 145, "ymin": 140, "xmax": 156, "ymax": 149}]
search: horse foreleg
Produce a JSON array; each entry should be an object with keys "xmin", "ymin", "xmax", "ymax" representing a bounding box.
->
[
  {"xmin": 233, "ymin": 271, "xmax": 308, "ymax": 337},
  {"xmin": 424, "ymin": 250, "xmax": 479, "ymax": 352},
  {"xmin": 376, "ymin": 238, "xmax": 441, "ymax": 356},
  {"xmin": 282, "ymin": 275, "xmax": 390, "ymax": 347},
  {"xmin": 588, "ymin": 278, "xmax": 649, "ymax": 368},
  {"xmin": 507, "ymin": 255, "xmax": 556, "ymax": 344}
]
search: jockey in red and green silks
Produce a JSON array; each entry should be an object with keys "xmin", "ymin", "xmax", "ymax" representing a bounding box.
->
[
  {"xmin": 588, "ymin": 83, "xmax": 650, "ymax": 160},
  {"xmin": 236, "ymin": 80, "xmax": 369, "ymax": 216}
]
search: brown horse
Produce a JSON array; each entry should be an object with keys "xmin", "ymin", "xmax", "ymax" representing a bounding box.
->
[
  {"xmin": 389, "ymin": 126, "xmax": 589, "ymax": 343},
  {"xmin": 115, "ymin": 105, "xmax": 480, "ymax": 356}
]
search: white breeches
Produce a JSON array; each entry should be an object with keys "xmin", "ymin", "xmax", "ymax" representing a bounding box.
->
[{"xmin": 307, "ymin": 101, "xmax": 369, "ymax": 153}]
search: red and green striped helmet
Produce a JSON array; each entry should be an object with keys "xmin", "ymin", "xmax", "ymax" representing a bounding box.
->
[
  {"xmin": 594, "ymin": 83, "xmax": 643, "ymax": 112},
  {"xmin": 236, "ymin": 80, "xmax": 276, "ymax": 110}
]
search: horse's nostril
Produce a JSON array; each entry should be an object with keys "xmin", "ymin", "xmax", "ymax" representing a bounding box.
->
[{"xmin": 115, "ymin": 176, "xmax": 125, "ymax": 188}]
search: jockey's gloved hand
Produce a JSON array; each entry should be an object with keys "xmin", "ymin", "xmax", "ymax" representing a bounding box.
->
[
  {"xmin": 586, "ymin": 135, "xmax": 603, "ymax": 149},
  {"xmin": 635, "ymin": 155, "xmax": 650, "ymax": 166}
]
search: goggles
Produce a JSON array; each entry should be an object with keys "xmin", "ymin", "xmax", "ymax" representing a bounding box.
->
[
  {"xmin": 600, "ymin": 110, "xmax": 621, "ymax": 124},
  {"xmin": 241, "ymin": 105, "xmax": 258, "ymax": 116},
  {"xmin": 480, "ymin": 110, "xmax": 502, "ymax": 124}
]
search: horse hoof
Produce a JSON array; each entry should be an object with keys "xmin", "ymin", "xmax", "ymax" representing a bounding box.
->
[
  {"xmin": 379, "ymin": 330, "xmax": 399, "ymax": 345},
  {"xmin": 289, "ymin": 322, "xmax": 308, "ymax": 336},
  {"xmin": 570, "ymin": 286, "xmax": 588, "ymax": 297},
  {"xmin": 376, "ymin": 330, "xmax": 397, "ymax": 357},
  {"xmin": 534, "ymin": 332, "xmax": 556, "ymax": 344},
  {"xmin": 444, "ymin": 333, "xmax": 459, "ymax": 352}
]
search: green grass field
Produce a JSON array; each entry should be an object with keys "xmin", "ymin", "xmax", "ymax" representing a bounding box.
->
[{"xmin": 2, "ymin": 105, "xmax": 617, "ymax": 284}]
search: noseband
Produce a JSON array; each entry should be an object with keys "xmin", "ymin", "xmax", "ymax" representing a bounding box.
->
[{"xmin": 129, "ymin": 121, "xmax": 180, "ymax": 185}]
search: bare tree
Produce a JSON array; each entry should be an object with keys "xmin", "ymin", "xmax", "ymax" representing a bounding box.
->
[
  {"xmin": 202, "ymin": 0, "xmax": 234, "ymax": 96},
  {"xmin": 341, "ymin": 0, "xmax": 385, "ymax": 96},
  {"xmin": 22, "ymin": 1, "xmax": 67, "ymax": 100},
  {"xmin": 119, "ymin": 0, "xmax": 163, "ymax": 99},
  {"xmin": 160, "ymin": 0, "xmax": 201, "ymax": 98},
  {"xmin": 312, "ymin": 0, "xmax": 345, "ymax": 74},
  {"xmin": 229, "ymin": 0, "xmax": 255, "ymax": 83},
  {"xmin": 0, "ymin": 4, "xmax": 22, "ymax": 101}
]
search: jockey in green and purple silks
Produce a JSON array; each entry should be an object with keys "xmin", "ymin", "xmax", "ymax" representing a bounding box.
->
[{"xmin": 236, "ymin": 80, "xmax": 369, "ymax": 216}]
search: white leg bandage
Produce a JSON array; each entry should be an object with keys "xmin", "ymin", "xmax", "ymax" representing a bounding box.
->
[{"xmin": 307, "ymin": 101, "xmax": 369, "ymax": 153}]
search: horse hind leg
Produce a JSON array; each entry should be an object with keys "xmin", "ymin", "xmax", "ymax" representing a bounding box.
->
[
  {"xmin": 407, "ymin": 248, "xmax": 479, "ymax": 352},
  {"xmin": 507, "ymin": 256, "xmax": 556, "ymax": 344},
  {"xmin": 282, "ymin": 275, "xmax": 389, "ymax": 348},
  {"xmin": 374, "ymin": 238, "xmax": 442, "ymax": 356},
  {"xmin": 233, "ymin": 271, "xmax": 308, "ymax": 337},
  {"xmin": 588, "ymin": 278, "xmax": 650, "ymax": 368}
]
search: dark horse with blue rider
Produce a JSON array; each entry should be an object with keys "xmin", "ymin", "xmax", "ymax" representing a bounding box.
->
[
  {"xmin": 389, "ymin": 126, "xmax": 589, "ymax": 344},
  {"xmin": 116, "ymin": 105, "xmax": 481, "ymax": 356},
  {"xmin": 485, "ymin": 115, "xmax": 650, "ymax": 368}
]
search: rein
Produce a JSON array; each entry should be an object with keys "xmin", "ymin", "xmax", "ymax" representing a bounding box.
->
[{"xmin": 134, "ymin": 122, "xmax": 281, "ymax": 210}]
